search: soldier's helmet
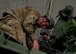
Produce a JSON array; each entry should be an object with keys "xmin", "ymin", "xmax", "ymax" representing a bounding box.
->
[{"xmin": 63, "ymin": 5, "xmax": 74, "ymax": 14}]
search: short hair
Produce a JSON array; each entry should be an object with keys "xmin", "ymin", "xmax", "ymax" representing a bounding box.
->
[{"xmin": 40, "ymin": 32, "xmax": 48, "ymax": 36}]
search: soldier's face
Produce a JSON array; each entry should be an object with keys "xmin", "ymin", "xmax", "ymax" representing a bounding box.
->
[{"xmin": 42, "ymin": 34, "xmax": 48, "ymax": 40}]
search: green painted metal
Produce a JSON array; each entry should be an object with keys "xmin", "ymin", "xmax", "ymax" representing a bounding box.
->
[
  {"xmin": 0, "ymin": 32, "xmax": 28, "ymax": 54},
  {"xmin": 0, "ymin": 32, "xmax": 47, "ymax": 54},
  {"xmin": 62, "ymin": 52, "xmax": 76, "ymax": 54},
  {"xmin": 30, "ymin": 50, "xmax": 47, "ymax": 54}
]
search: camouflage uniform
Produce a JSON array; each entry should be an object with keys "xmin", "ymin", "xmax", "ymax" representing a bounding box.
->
[
  {"xmin": 52, "ymin": 5, "xmax": 74, "ymax": 52},
  {"xmin": 63, "ymin": 18, "xmax": 76, "ymax": 52},
  {"xmin": 0, "ymin": 7, "xmax": 40, "ymax": 50},
  {"xmin": 0, "ymin": 14, "xmax": 25, "ymax": 43}
]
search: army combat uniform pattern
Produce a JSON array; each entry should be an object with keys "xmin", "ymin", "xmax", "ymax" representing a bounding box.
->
[{"xmin": 0, "ymin": 7, "xmax": 40, "ymax": 50}]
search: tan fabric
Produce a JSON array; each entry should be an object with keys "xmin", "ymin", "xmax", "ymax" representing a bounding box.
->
[
  {"xmin": 0, "ymin": 15, "xmax": 25, "ymax": 43},
  {"xmin": 0, "ymin": 6, "xmax": 40, "ymax": 49}
]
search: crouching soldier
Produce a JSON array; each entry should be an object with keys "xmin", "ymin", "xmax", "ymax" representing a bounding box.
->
[{"xmin": 38, "ymin": 32, "xmax": 61, "ymax": 54}]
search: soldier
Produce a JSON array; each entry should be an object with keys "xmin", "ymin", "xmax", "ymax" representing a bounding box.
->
[
  {"xmin": 38, "ymin": 32, "xmax": 61, "ymax": 54},
  {"xmin": 0, "ymin": 6, "xmax": 40, "ymax": 50},
  {"xmin": 52, "ymin": 5, "xmax": 74, "ymax": 52}
]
